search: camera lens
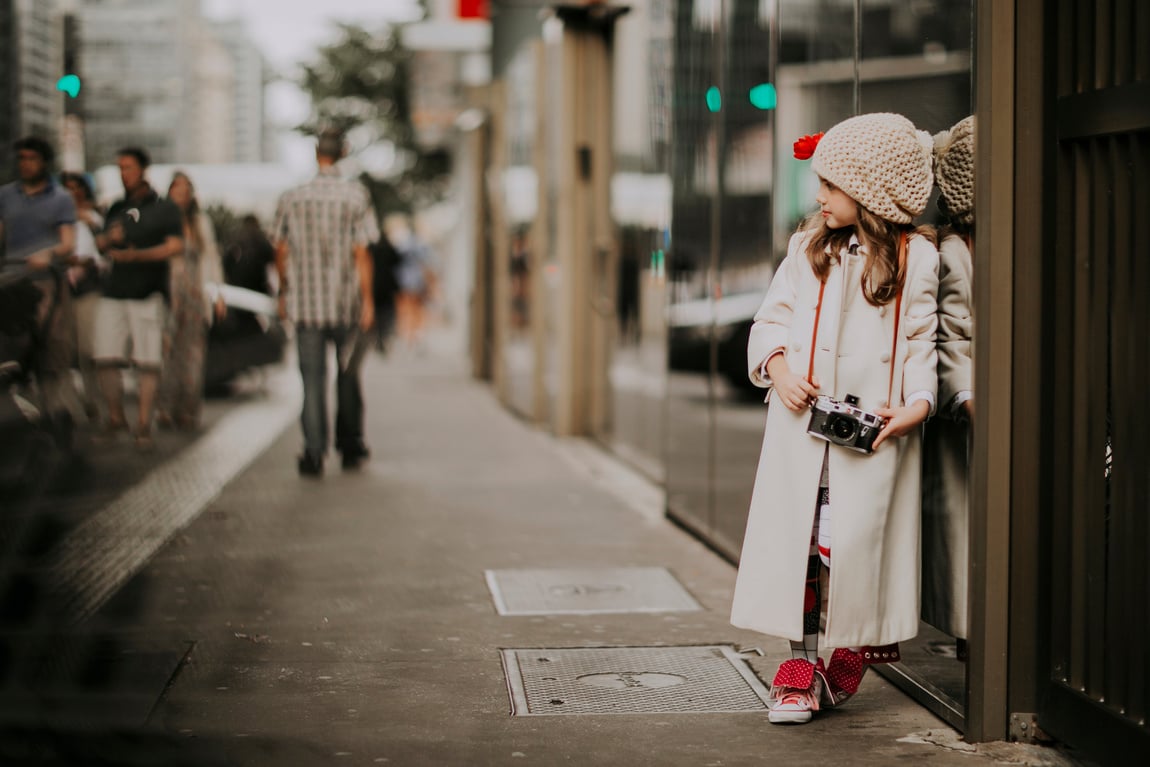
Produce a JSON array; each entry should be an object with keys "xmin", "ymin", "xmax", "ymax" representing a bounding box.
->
[{"xmin": 829, "ymin": 415, "xmax": 857, "ymax": 442}]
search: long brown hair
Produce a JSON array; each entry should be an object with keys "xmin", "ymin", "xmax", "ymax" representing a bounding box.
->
[
  {"xmin": 168, "ymin": 171, "xmax": 203, "ymax": 252},
  {"xmin": 801, "ymin": 204, "xmax": 936, "ymax": 306}
]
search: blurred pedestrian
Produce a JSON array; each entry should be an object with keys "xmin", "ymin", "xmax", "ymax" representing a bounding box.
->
[
  {"xmin": 387, "ymin": 214, "xmax": 437, "ymax": 352},
  {"xmin": 93, "ymin": 147, "xmax": 183, "ymax": 451},
  {"xmin": 0, "ymin": 136, "xmax": 80, "ymax": 423},
  {"xmin": 272, "ymin": 129, "xmax": 379, "ymax": 476},
  {"xmin": 156, "ymin": 170, "xmax": 224, "ymax": 431},
  {"xmin": 369, "ymin": 231, "xmax": 400, "ymax": 350},
  {"xmin": 219, "ymin": 214, "xmax": 276, "ymax": 337},
  {"xmin": 60, "ymin": 170, "xmax": 106, "ymax": 422}
]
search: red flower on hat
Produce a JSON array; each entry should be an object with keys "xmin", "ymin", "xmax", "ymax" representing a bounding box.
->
[{"xmin": 793, "ymin": 132, "xmax": 824, "ymax": 160}]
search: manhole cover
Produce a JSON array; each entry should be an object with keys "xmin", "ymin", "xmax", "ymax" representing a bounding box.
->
[
  {"xmin": 578, "ymin": 672, "xmax": 687, "ymax": 690},
  {"xmin": 485, "ymin": 567, "xmax": 701, "ymax": 615},
  {"xmin": 500, "ymin": 645, "xmax": 771, "ymax": 715}
]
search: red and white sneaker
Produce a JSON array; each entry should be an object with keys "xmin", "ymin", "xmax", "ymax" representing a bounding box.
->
[
  {"xmin": 767, "ymin": 658, "xmax": 825, "ymax": 724},
  {"xmin": 821, "ymin": 645, "xmax": 898, "ymax": 707}
]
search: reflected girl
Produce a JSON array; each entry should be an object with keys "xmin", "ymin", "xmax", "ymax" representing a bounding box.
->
[{"xmin": 922, "ymin": 116, "xmax": 975, "ymax": 654}]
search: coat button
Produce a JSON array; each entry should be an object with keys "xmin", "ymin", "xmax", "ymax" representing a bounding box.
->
[
  {"xmin": 880, "ymin": 352, "xmax": 890, "ymax": 363},
  {"xmin": 792, "ymin": 341, "xmax": 802, "ymax": 352},
  {"xmin": 879, "ymin": 306, "xmax": 888, "ymax": 317}
]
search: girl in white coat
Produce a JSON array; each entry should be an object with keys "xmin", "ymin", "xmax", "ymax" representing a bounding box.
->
[{"xmin": 730, "ymin": 113, "xmax": 940, "ymax": 725}]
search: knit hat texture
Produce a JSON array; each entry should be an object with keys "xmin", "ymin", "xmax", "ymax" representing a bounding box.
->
[
  {"xmin": 933, "ymin": 115, "xmax": 975, "ymax": 226},
  {"xmin": 811, "ymin": 112, "xmax": 934, "ymax": 224}
]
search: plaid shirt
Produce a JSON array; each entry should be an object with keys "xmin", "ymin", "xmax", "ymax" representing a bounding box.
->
[{"xmin": 272, "ymin": 168, "xmax": 380, "ymax": 327}]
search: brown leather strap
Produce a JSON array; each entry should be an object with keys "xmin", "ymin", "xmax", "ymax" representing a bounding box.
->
[
  {"xmin": 807, "ymin": 232, "xmax": 908, "ymax": 403},
  {"xmin": 806, "ymin": 280, "xmax": 827, "ymax": 384},
  {"xmin": 886, "ymin": 232, "xmax": 908, "ymax": 407}
]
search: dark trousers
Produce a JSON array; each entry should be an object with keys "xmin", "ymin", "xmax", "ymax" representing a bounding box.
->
[{"xmin": 296, "ymin": 325, "xmax": 365, "ymax": 458}]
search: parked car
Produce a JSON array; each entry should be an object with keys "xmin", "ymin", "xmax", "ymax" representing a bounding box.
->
[{"xmin": 667, "ymin": 291, "xmax": 763, "ymax": 396}]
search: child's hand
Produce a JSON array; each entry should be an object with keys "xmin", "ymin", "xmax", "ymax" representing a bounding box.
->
[
  {"xmin": 873, "ymin": 400, "xmax": 931, "ymax": 449},
  {"xmin": 767, "ymin": 355, "xmax": 820, "ymax": 411}
]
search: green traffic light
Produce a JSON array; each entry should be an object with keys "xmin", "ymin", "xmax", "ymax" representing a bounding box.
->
[
  {"xmin": 749, "ymin": 83, "xmax": 777, "ymax": 110},
  {"xmin": 705, "ymin": 86, "xmax": 721, "ymax": 113}
]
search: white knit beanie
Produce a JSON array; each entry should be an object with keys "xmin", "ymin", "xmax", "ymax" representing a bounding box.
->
[
  {"xmin": 811, "ymin": 112, "xmax": 935, "ymax": 224},
  {"xmin": 933, "ymin": 115, "xmax": 975, "ymax": 226}
]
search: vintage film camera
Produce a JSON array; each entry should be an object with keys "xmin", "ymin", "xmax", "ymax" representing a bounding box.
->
[{"xmin": 806, "ymin": 394, "xmax": 886, "ymax": 454}]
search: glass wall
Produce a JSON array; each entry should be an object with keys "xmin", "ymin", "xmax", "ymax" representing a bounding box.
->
[
  {"xmin": 663, "ymin": 0, "xmax": 722, "ymax": 539},
  {"xmin": 660, "ymin": 0, "xmax": 975, "ymax": 724},
  {"xmin": 499, "ymin": 43, "xmax": 543, "ymax": 422},
  {"xmin": 600, "ymin": 0, "xmax": 674, "ymax": 482}
]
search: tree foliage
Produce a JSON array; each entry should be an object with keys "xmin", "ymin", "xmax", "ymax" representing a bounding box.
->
[{"xmin": 296, "ymin": 22, "xmax": 451, "ymax": 213}]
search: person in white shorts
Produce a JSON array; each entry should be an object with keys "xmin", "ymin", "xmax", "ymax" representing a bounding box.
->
[{"xmin": 92, "ymin": 147, "xmax": 183, "ymax": 450}]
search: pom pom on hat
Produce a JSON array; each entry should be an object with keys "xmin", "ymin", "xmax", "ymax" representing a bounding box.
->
[
  {"xmin": 811, "ymin": 112, "xmax": 935, "ymax": 224},
  {"xmin": 933, "ymin": 115, "xmax": 975, "ymax": 226}
]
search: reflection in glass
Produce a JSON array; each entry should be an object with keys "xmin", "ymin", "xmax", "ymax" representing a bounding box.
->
[
  {"xmin": 664, "ymin": 0, "xmax": 720, "ymax": 538},
  {"xmin": 921, "ymin": 114, "xmax": 975, "ymax": 658},
  {"xmin": 500, "ymin": 46, "xmax": 539, "ymax": 420},
  {"xmin": 858, "ymin": 1, "xmax": 972, "ymax": 138},
  {"xmin": 713, "ymin": 0, "xmax": 777, "ymax": 558},
  {"xmin": 600, "ymin": 1, "xmax": 671, "ymax": 480}
]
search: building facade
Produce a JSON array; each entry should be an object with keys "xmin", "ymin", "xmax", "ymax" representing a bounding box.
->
[
  {"xmin": 210, "ymin": 18, "xmax": 270, "ymax": 164},
  {"xmin": 0, "ymin": 0, "xmax": 66, "ymax": 182},
  {"xmin": 74, "ymin": 0, "xmax": 264, "ymax": 167}
]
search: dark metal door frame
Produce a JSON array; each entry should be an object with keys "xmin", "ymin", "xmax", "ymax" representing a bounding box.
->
[{"xmin": 970, "ymin": 1, "xmax": 1150, "ymax": 760}]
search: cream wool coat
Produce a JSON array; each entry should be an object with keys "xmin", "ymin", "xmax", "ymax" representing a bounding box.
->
[
  {"xmin": 730, "ymin": 229, "xmax": 939, "ymax": 648},
  {"xmin": 921, "ymin": 233, "xmax": 973, "ymax": 639}
]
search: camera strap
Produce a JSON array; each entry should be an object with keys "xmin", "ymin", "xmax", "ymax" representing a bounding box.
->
[{"xmin": 807, "ymin": 232, "xmax": 908, "ymax": 408}]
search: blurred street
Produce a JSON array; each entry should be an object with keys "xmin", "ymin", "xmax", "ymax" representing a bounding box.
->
[{"xmin": 0, "ymin": 330, "xmax": 1081, "ymax": 766}]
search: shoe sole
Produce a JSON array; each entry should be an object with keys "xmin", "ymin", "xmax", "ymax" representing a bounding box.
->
[{"xmin": 768, "ymin": 710, "xmax": 813, "ymax": 724}]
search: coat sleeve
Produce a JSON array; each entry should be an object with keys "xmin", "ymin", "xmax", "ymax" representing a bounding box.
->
[
  {"xmin": 900, "ymin": 234, "xmax": 940, "ymax": 407},
  {"xmin": 936, "ymin": 235, "xmax": 973, "ymax": 407},
  {"xmin": 199, "ymin": 216, "xmax": 224, "ymax": 287},
  {"xmin": 198, "ymin": 216, "xmax": 225, "ymax": 320},
  {"xmin": 747, "ymin": 232, "xmax": 808, "ymax": 387}
]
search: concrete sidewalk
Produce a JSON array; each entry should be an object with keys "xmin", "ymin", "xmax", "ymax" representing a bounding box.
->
[{"xmin": 2, "ymin": 333, "xmax": 1082, "ymax": 766}]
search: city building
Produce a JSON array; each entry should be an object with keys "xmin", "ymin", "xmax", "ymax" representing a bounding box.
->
[
  {"xmin": 73, "ymin": 0, "xmax": 265, "ymax": 167},
  {"xmin": 0, "ymin": 0, "xmax": 66, "ymax": 182},
  {"xmin": 210, "ymin": 18, "xmax": 272, "ymax": 164}
]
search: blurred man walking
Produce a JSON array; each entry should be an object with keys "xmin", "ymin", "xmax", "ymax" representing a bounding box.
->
[
  {"xmin": 93, "ymin": 147, "xmax": 183, "ymax": 451},
  {"xmin": 0, "ymin": 136, "xmax": 79, "ymax": 424},
  {"xmin": 272, "ymin": 129, "xmax": 378, "ymax": 477}
]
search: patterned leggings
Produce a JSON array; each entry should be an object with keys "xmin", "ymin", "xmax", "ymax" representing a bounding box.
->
[{"xmin": 792, "ymin": 454, "xmax": 831, "ymax": 663}]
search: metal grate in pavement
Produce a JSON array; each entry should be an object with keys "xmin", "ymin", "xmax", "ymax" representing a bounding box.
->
[
  {"xmin": 500, "ymin": 645, "xmax": 771, "ymax": 715},
  {"xmin": 485, "ymin": 567, "xmax": 701, "ymax": 616}
]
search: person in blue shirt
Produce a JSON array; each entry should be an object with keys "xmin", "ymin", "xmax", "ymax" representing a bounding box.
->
[{"xmin": 0, "ymin": 136, "xmax": 79, "ymax": 420}]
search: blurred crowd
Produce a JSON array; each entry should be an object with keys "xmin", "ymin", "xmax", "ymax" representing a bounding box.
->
[{"xmin": 0, "ymin": 135, "xmax": 437, "ymax": 459}]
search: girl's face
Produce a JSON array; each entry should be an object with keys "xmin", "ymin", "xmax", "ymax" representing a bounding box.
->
[
  {"xmin": 168, "ymin": 176, "xmax": 193, "ymax": 209},
  {"xmin": 816, "ymin": 177, "xmax": 858, "ymax": 229}
]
